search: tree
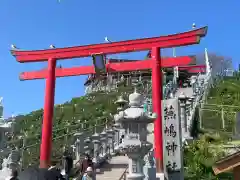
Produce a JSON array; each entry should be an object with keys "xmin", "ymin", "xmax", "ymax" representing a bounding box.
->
[{"xmin": 184, "ymin": 133, "xmax": 228, "ymax": 180}]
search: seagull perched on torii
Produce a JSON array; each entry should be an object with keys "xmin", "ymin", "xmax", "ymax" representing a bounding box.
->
[
  {"xmin": 50, "ymin": 44, "xmax": 55, "ymax": 49},
  {"xmin": 10, "ymin": 44, "xmax": 18, "ymax": 50}
]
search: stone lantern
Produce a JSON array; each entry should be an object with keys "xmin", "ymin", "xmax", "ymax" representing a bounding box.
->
[
  {"xmin": 84, "ymin": 137, "xmax": 91, "ymax": 155},
  {"xmin": 106, "ymin": 126, "xmax": 115, "ymax": 156},
  {"xmin": 91, "ymin": 126, "xmax": 101, "ymax": 165},
  {"xmin": 118, "ymin": 88, "xmax": 156, "ymax": 180},
  {"xmin": 115, "ymin": 95, "xmax": 128, "ymax": 112},
  {"xmin": 100, "ymin": 130, "xmax": 108, "ymax": 158},
  {"xmin": 73, "ymin": 132, "xmax": 83, "ymax": 163},
  {"xmin": 113, "ymin": 95, "xmax": 128, "ymax": 151}
]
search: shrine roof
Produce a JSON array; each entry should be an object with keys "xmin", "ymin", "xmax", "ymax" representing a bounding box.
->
[{"xmin": 212, "ymin": 150, "xmax": 240, "ymax": 175}]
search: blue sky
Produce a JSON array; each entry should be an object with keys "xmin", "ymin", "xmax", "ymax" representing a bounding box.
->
[{"xmin": 0, "ymin": 0, "xmax": 239, "ymax": 117}]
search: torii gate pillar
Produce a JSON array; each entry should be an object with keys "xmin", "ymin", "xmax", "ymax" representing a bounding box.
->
[
  {"xmin": 151, "ymin": 47, "xmax": 164, "ymax": 176},
  {"xmin": 40, "ymin": 58, "xmax": 56, "ymax": 168}
]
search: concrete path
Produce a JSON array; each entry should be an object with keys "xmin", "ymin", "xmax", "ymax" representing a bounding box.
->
[{"xmin": 96, "ymin": 155, "xmax": 128, "ymax": 179}]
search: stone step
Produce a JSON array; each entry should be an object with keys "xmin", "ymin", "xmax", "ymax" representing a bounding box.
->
[{"xmin": 96, "ymin": 155, "xmax": 128, "ymax": 180}]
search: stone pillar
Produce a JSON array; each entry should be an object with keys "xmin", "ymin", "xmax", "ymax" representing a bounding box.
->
[
  {"xmin": 100, "ymin": 131, "xmax": 107, "ymax": 157},
  {"xmin": 0, "ymin": 129, "xmax": 8, "ymax": 150},
  {"xmin": 191, "ymin": 76, "xmax": 197, "ymax": 93},
  {"xmin": 200, "ymin": 79, "xmax": 204, "ymax": 91},
  {"xmin": 84, "ymin": 137, "xmax": 91, "ymax": 155},
  {"xmin": 191, "ymin": 92, "xmax": 196, "ymax": 107},
  {"xmin": 74, "ymin": 132, "xmax": 83, "ymax": 162},
  {"xmin": 195, "ymin": 86, "xmax": 200, "ymax": 96},
  {"xmin": 188, "ymin": 97, "xmax": 194, "ymax": 115},
  {"xmin": 92, "ymin": 132, "xmax": 100, "ymax": 165},
  {"xmin": 114, "ymin": 126, "xmax": 120, "ymax": 146},
  {"xmin": 186, "ymin": 99, "xmax": 192, "ymax": 133},
  {"xmin": 178, "ymin": 93, "xmax": 188, "ymax": 139},
  {"xmin": 106, "ymin": 128, "xmax": 115, "ymax": 155}
]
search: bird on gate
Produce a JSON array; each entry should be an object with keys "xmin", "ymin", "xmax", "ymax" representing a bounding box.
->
[
  {"xmin": 50, "ymin": 44, "xmax": 55, "ymax": 49},
  {"xmin": 11, "ymin": 44, "xmax": 18, "ymax": 50}
]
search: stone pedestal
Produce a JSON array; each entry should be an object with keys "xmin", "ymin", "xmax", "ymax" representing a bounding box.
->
[{"xmin": 124, "ymin": 146, "xmax": 145, "ymax": 180}]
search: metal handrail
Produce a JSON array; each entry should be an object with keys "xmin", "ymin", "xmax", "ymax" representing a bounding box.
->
[
  {"xmin": 3, "ymin": 122, "xmax": 114, "ymax": 169},
  {"xmin": 7, "ymin": 121, "xmax": 109, "ymax": 146},
  {"xmin": 118, "ymin": 166, "xmax": 128, "ymax": 180}
]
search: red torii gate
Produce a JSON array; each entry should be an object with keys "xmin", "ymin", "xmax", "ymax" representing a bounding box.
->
[{"xmin": 11, "ymin": 26, "xmax": 208, "ymax": 173}]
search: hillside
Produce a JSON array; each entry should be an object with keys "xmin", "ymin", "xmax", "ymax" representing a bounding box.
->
[
  {"xmin": 201, "ymin": 74, "xmax": 240, "ymax": 134},
  {"xmin": 8, "ymin": 75, "xmax": 239, "ymax": 160},
  {"xmin": 7, "ymin": 84, "xmax": 135, "ymax": 167},
  {"xmin": 5, "ymin": 66, "xmax": 239, "ymax": 179}
]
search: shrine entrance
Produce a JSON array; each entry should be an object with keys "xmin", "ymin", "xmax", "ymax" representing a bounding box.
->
[{"xmin": 11, "ymin": 26, "xmax": 208, "ymax": 173}]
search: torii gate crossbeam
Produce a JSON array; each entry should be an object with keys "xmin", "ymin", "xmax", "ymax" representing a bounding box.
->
[
  {"xmin": 11, "ymin": 26, "xmax": 208, "ymax": 174},
  {"xmin": 19, "ymin": 56, "xmax": 204, "ymax": 80}
]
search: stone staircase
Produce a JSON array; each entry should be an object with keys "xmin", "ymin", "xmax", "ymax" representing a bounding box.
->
[
  {"xmin": 96, "ymin": 155, "xmax": 128, "ymax": 179},
  {"xmin": 175, "ymin": 87, "xmax": 193, "ymax": 97},
  {"xmin": 146, "ymin": 87, "xmax": 194, "ymax": 145}
]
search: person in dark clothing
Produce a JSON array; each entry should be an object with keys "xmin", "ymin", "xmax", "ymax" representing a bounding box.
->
[
  {"xmin": 48, "ymin": 167, "xmax": 65, "ymax": 180},
  {"xmin": 48, "ymin": 160, "xmax": 64, "ymax": 179},
  {"xmin": 9, "ymin": 169, "xmax": 18, "ymax": 180},
  {"xmin": 63, "ymin": 149, "xmax": 73, "ymax": 180},
  {"xmin": 119, "ymin": 135, "xmax": 124, "ymax": 143},
  {"xmin": 80, "ymin": 154, "xmax": 94, "ymax": 175}
]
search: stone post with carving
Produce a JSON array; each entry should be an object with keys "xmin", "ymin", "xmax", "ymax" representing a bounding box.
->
[{"xmin": 162, "ymin": 98, "xmax": 184, "ymax": 180}]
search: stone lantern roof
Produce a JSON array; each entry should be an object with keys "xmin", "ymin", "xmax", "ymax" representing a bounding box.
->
[
  {"xmin": 128, "ymin": 88, "xmax": 144, "ymax": 107},
  {"xmin": 115, "ymin": 89, "xmax": 156, "ymax": 123},
  {"xmin": 115, "ymin": 95, "xmax": 128, "ymax": 105}
]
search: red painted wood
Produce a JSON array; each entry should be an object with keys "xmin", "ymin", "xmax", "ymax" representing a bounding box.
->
[
  {"xmin": 20, "ymin": 60, "xmax": 205, "ymax": 80},
  {"xmin": 11, "ymin": 27, "xmax": 207, "ymax": 62}
]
